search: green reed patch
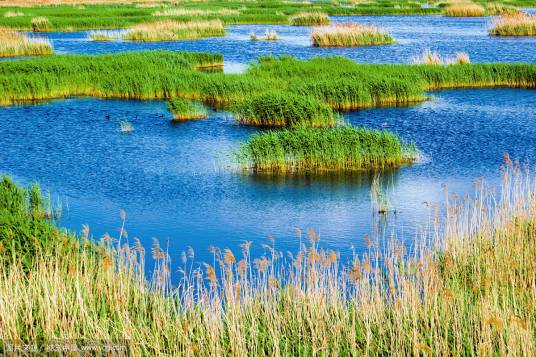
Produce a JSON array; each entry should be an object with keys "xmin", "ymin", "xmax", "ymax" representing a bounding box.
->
[
  {"xmin": 234, "ymin": 127, "xmax": 418, "ymax": 173},
  {"xmin": 167, "ymin": 98, "xmax": 207, "ymax": 121},
  {"xmin": 233, "ymin": 91, "xmax": 336, "ymax": 128},
  {"xmin": 0, "ymin": 51, "xmax": 535, "ymax": 110}
]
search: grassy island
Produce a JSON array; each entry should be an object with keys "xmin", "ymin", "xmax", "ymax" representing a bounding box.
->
[
  {"xmin": 234, "ymin": 127, "xmax": 418, "ymax": 173},
  {"xmin": 167, "ymin": 98, "xmax": 207, "ymax": 121},
  {"xmin": 311, "ymin": 23, "xmax": 395, "ymax": 47},
  {"xmin": 490, "ymin": 12, "xmax": 536, "ymax": 36}
]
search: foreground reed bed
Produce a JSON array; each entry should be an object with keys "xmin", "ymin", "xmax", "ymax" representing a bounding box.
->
[
  {"xmin": 490, "ymin": 11, "xmax": 536, "ymax": 36},
  {"xmin": 167, "ymin": 97, "xmax": 207, "ymax": 121},
  {"xmin": 234, "ymin": 91, "xmax": 336, "ymax": 128},
  {"xmin": 0, "ymin": 28, "xmax": 52, "ymax": 57},
  {"xmin": 288, "ymin": 11, "xmax": 329, "ymax": 26},
  {"xmin": 0, "ymin": 161, "xmax": 533, "ymax": 354},
  {"xmin": 443, "ymin": 3, "xmax": 486, "ymax": 17},
  {"xmin": 311, "ymin": 22, "xmax": 394, "ymax": 47},
  {"xmin": 123, "ymin": 19, "xmax": 224, "ymax": 41},
  {"xmin": 234, "ymin": 127, "xmax": 418, "ymax": 172}
]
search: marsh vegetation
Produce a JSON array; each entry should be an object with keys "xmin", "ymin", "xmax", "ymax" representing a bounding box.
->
[
  {"xmin": 311, "ymin": 23, "xmax": 395, "ymax": 47},
  {"xmin": 0, "ymin": 163, "xmax": 533, "ymax": 355},
  {"xmin": 234, "ymin": 126, "xmax": 418, "ymax": 173},
  {"xmin": 490, "ymin": 11, "xmax": 536, "ymax": 36},
  {"xmin": 0, "ymin": 28, "xmax": 52, "ymax": 57}
]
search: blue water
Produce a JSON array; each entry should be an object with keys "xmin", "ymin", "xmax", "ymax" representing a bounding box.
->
[
  {"xmin": 1, "ymin": 89, "xmax": 535, "ymax": 266},
  {"xmin": 36, "ymin": 15, "xmax": 536, "ymax": 67}
]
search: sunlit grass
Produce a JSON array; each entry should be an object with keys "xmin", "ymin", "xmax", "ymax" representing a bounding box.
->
[
  {"xmin": 88, "ymin": 30, "xmax": 122, "ymax": 41},
  {"xmin": 311, "ymin": 23, "xmax": 394, "ymax": 47},
  {"xmin": 122, "ymin": 19, "xmax": 225, "ymax": 41},
  {"xmin": 443, "ymin": 3, "xmax": 486, "ymax": 17},
  {"xmin": 0, "ymin": 28, "xmax": 53, "ymax": 57},
  {"xmin": 31, "ymin": 16, "xmax": 50, "ymax": 32},
  {"xmin": 490, "ymin": 11, "xmax": 536, "ymax": 36},
  {"xmin": 288, "ymin": 11, "xmax": 329, "ymax": 26},
  {"xmin": 2, "ymin": 157, "xmax": 533, "ymax": 354},
  {"xmin": 413, "ymin": 49, "xmax": 471, "ymax": 65}
]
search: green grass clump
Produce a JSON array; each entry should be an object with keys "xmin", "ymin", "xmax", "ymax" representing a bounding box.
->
[
  {"xmin": 167, "ymin": 98, "xmax": 207, "ymax": 121},
  {"xmin": 0, "ymin": 177, "xmax": 59, "ymax": 269},
  {"xmin": 288, "ymin": 11, "xmax": 329, "ymax": 26},
  {"xmin": 122, "ymin": 19, "xmax": 225, "ymax": 41},
  {"xmin": 0, "ymin": 51, "xmax": 535, "ymax": 110},
  {"xmin": 490, "ymin": 12, "xmax": 536, "ymax": 36},
  {"xmin": 311, "ymin": 23, "xmax": 395, "ymax": 47},
  {"xmin": 233, "ymin": 91, "xmax": 336, "ymax": 128},
  {"xmin": 234, "ymin": 127, "xmax": 418, "ymax": 173}
]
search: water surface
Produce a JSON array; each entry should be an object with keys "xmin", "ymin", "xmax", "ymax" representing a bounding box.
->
[
  {"xmin": 36, "ymin": 14, "xmax": 536, "ymax": 66},
  {"xmin": 1, "ymin": 88, "xmax": 535, "ymax": 266}
]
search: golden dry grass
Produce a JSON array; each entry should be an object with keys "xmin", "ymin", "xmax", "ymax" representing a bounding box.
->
[
  {"xmin": 311, "ymin": 22, "xmax": 394, "ymax": 47},
  {"xmin": 0, "ymin": 28, "xmax": 53, "ymax": 57},
  {"xmin": 444, "ymin": 3, "xmax": 486, "ymax": 17},
  {"xmin": 0, "ymin": 163, "xmax": 534, "ymax": 355},
  {"xmin": 490, "ymin": 11, "xmax": 536, "ymax": 36}
]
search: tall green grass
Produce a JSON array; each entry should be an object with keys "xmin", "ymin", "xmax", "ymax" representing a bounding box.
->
[
  {"xmin": 0, "ymin": 162, "xmax": 533, "ymax": 355},
  {"xmin": 234, "ymin": 127, "xmax": 418, "ymax": 173},
  {"xmin": 0, "ymin": 52, "xmax": 534, "ymax": 110},
  {"xmin": 233, "ymin": 91, "xmax": 336, "ymax": 128}
]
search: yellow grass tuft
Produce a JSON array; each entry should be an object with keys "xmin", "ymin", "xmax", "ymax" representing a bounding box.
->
[
  {"xmin": 0, "ymin": 28, "xmax": 53, "ymax": 57},
  {"xmin": 490, "ymin": 11, "xmax": 536, "ymax": 36},
  {"xmin": 31, "ymin": 16, "xmax": 50, "ymax": 32},
  {"xmin": 443, "ymin": 3, "xmax": 486, "ymax": 17},
  {"xmin": 413, "ymin": 49, "xmax": 471, "ymax": 65},
  {"xmin": 311, "ymin": 22, "xmax": 394, "ymax": 47},
  {"xmin": 0, "ymin": 164, "xmax": 534, "ymax": 354}
]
